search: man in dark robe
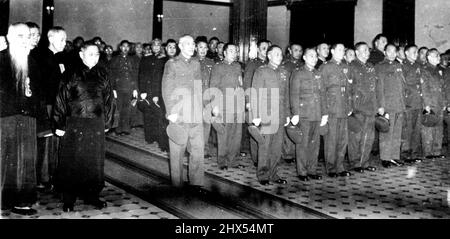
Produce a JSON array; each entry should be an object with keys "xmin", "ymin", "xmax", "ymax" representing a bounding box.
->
[
  {"xmin": 1, "ymin": 22, "xmax": 41, "ymax": 215},
  {"xmin": 53, "ymin": 42, "xmax": 113, "ymax": 212},
  {"xmin": 138, "ymin": 38, "xmax": 169, "ymax": 152}
]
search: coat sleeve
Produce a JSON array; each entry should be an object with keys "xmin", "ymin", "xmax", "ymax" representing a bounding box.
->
[
  {"xmin": 52, "ymin": 74, "xmax": 71, "ymax": 131},
  {"xmin": 283, "ymin": 71, "xmax": 291, "ymax": 118},
  {"xmin": 375, "ymin": 65, "xmax": 385, "ymax": 109},
  {"xmin": 161, "ymin": 60, "xmax": 176, "ymax": 117},
  {"xmin": 251, "ymin": 68, "xmax": 265, "ymax": 120},
  {"xmin": 290, "ymin": 70, "xmax": 300, "ymax": 115},
  {"xmin": 138, "ymin": 58, "xmax": 147, "ymax": 94},
  {"xmin": 319, "ymin": 65, "xmax": 330, "ymax": 115},
  {"xmin": 107, "ymin": 58, "xmax": 117, "ymax": 91},
  {"xmin": 102, "ymin": 71, "xmax": 114, "ymax": 129},
  {"xmin": 420, "ymin": 70, "xmax": 433, "ymax": 108}
]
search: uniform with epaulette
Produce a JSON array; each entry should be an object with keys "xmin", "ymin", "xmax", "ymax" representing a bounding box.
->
[
  {"xmin": 290, "ymin": 64, "xmax": 325, "ymax": 178},
  {"xmin": 243, "ymin": 57, "xmax": 267, "ymax": 164},
  {"xmin": 320, "ymin": 59, "xmax": 352, "ymax": 176},
  {"xmin": 400, "ymin": 59, "xmax": 423, "ymax": 160},
  {"xmin": 250, "ymin": 63, "xmax": 290, "ymax": 184},
  {"xmin": 161, "ymin": 54, "xmax": 204, "ymax": 187},
  {"xmin": 375, "ymin": 59, "xmax": 406, "ymax": 164},
  {"xmin": 210, "ymin": 60, "xmax": 244, "ymax": 169},
  {"xmin": 281, "ymin": 56, "xmax": 303, "ymax": 162},
  {"xmin": 348, "ymin": 59, "xmax": 378, "ymax": 170},
  {"xmin": 420, "ymin": 63, "xmax": 446, "ymax": 157},
  {"xmin": 197, "ymin": 56, "xmax": 215, "ymax": 156}
]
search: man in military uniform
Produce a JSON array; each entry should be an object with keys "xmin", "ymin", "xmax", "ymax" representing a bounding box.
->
[
  {"xmin": 418, "ymin": 47, "xmax": 429, "ymax": 66},
  {"xmin": 344, "ymin": 48, "xmax": 355, "ymax": 65},
  {"xmin": 347, "ymin": 42, "xmax": 378, "ymax": 173},
  {"xmin": 290, "ymin": 48, "xmax": 325, "ymax": 181},
  {"xmin": 210, "ymin": 43, "xmax": 244, "ymax": 170},
  {"xmin": 165, "ymin": 39, "xmax": 178, "ymax": 58},
  {"xmin": 206, "ymin": 36, "xmax": 219, "ymax": 60},
  {"xmin": 138, "ymin": 38, "xmax": 170, "ymax": 152},
  {"xmin": 196, "ymin": 39, "xmax": 215, "ymax": 158},
  {"xmin": 368, "ymin": 34, "xmax": 387, "ymax": 65},
  {"xmin": 320, "ymin": 43, "xmax": 352, "ymax": 177},
  {"xmin": 162, "ymin": 35, "xmax": 204, "ymax": 189},
  {"xmin": 421, "ymin": 49, "xmax": 446, "ymax": 159},
  {"xmin": 250, "ymin": 45, "xmax": 289, "ymax": 185},
  {"xmin": 315, "ymin": 43, "xmax": 329, "ymax": 69},
  {"xmin": 280, "ymin": 43, "xmax": 303, "ymax": 163},
  {"xmin": 108, "ymin": 40, "xmax": 140, "ymax": 135},
  {"xmin": 400, "ymin": 44, "xmax": 424, "ymax": 163},
  {"xmin": 243, "ymin": 39, "xmax": 270, "ymax": 164},
  {"xmin": 375, "ymin": 44, "xmax": 407, "ymax": 168}
]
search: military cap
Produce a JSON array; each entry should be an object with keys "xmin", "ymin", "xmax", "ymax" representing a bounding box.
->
[
  {"xmin": 166, "ymin": 123, "xmax": 188, "ymax": 145},
  {"xmin": 375, "ymin": 113, "xmax": 390, "ymax": 133},
  {"xmin": 422, "ymin": 109, "xmax": 440, "ymax": 127},
  {"xmin": 286, "ymin": 123, "xmax": 302, "ymax": 144}
]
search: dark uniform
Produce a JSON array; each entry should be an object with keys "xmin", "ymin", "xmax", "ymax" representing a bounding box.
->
[
  {"xmin": 138, "ymin": 53, "xmax": 169, "ymax": 151},
  {"xmin": 401, "ymin": 59, "xmax": 423, "ymax": 159},
  {"xmin": 197, "ymin": 56, "xmax": 215, "ymax": 156},
  {"xmin": 162, "ymin": 54, "xmax": 204, "ymax": 187},
  {"xmin": 320, "ymin": 59, "xmax": 352, "ymax": 174},
  {"xmin": 375, "ymin": 59, "xmax": 406, "ymax": 162},
  {"xmin": 348, "ymin": 59, "xmax": 378, "ymax": 169},
  {"xmin": 210, "ymin": 60, "xmax": 244, "ymax": 168},
  {"xmin": 281, "ymin": 56, "xmax": 302, "ymax": 161},
  {"xmin": 108, "ymin": 54, "xmax": 140, "ymax": 134},
  {"xmin": 290, "ymin": 65, "xmax": 324, "ymax": 176},
  {"xmin": 251, "ymin": 63, "xmax": 289, "ymax": 183},
  {"xmin": 368, "ymin": 49, "xmax": 385, "ymax": 65},
  {"xmin": 421, "ymin": 63, "xmax": 446, "ymax": 156},
  {"xmin": 243, "ymin": 57, "xmax": 267, "ymax": 163},
  {"xmin": 315, "ymin": 57, "xmax": 326, "ymax": 70}
]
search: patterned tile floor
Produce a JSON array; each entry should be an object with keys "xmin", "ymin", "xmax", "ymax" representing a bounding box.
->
[
  {"xmin": 110, "ymin": 128, "xmax": 450, "ymax": 219},
  {"xmin": 0, "ymin": 182, "xmax": 178, "ymax": 219}
]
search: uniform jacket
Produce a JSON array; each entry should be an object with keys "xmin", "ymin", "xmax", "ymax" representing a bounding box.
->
[
  {"xmin": 421, "ymin": 63, "xmax": 445, "ymax": 111},
  {"xmin": 0, "ymin": 49, "xmax": 41, "ymax": 118},
  {"xmin": 402, "ymin": 59, "xmax": 423, "ymax": 110},
  {"xmin": 375, "ymin": 59, "xmax": 406, "ymax": 114},
  {"xmin": 243, "ymin": 57, "xmax": 266, "ymax": 91},
  {"xmin": 209, "ymin": 60, "xmax": 243, "ymax": 120},
  {"xmin": 368, "ymin": 49, "xmax": 385, "ymax": 65},
  {"xmin": 319, "ymin": 59, "xmax": 352, "ymax": 118},
  {"xmin": 53, "ymin": 63, "xmax": 113, "ymax": 130},
  {"xmin": 290, "ymin": 65, "xmax": 325, "ymax": 121},
  {"xmin": 138, "ymin": 53, "xmax": 168, "ymax": 98},
  {"xmin": 197, "ymin": 57, "xmax": 215, "ymax": 92},
  {"xmin": 251, "ymin": 63, "xmax": 290, "ymax": 132},
  {"xmin": 108, "ymin": 54, "xmax": 140, "ymax": 93},
  {"xmin": 444, "ymin": 68, "xmax": 450, "ymax": 107},
  {"xmin": 161, "ymin": 54, "xmax": 203, "ymax": 123},
  {"xmin": 348, "ymin": 59, "xmax": 378, "ymax": 116},
  {"xmin": 282, "ymin": 56, "xmax": 303, "ymax": 74}
]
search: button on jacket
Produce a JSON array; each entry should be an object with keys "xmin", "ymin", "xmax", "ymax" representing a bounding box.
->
[
  {"xmin": 402, "ymin": 59, "xmax": 423, "ymax": 110},
  {"xmin": 375, "ymin": 59, "xmax": 406, "ymax": 114},
  {"xmin": 348, "ymin": 59, "xmax": 378, "ymax": 116}
]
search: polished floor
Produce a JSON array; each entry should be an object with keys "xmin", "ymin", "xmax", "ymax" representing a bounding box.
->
[
  {"xmin": 0, "ymin": 183, "xmax": 177, "ymax": 219},
  {"xmin": 111, "ymin": 128, "xmax": 450, "ymax": 219}
]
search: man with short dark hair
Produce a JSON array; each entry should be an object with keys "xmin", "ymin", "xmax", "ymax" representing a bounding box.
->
[
  {"xmin": 108, "ymin": 40, "xmax": 140, "ymax": 135},
  {"xmin": 1, "ymin": 22, "xmax": 41, "ymax": 215},
  {"xmin": 418, "ymin": 47, "xmax": 429, "ymax": 66},
  {"xmin": 421, "ymin": 48, "xmax": 446, "ymax": 159},
  {"xmin": 165, "ymin": 39, "xmax": 178, "ymax": 58},
  {"xmin": 250, "ymin": 45, "xmax": 289, "ymax": 185},
  {"xmin": 53, "ymin": 42, "xmax": 113, "ymax": 212},
  {"xmin": 206, "ymin": 36, "xmax": 219, "ymax": 60},
  {"xmin": 400, "ymin": 44, "xmax": 423, "ymax": 163},
  {"xmin": 368, "ymin": 34, "xmax": 388, "ymax": 65},
  {"xmin": 210, "ymin": 43, "xmax": 244, "ymax": 170},
  {"xmin": 320, "ymin": 43, "xmax": 352, "ymax": 178},
  {"xmin": 316, "ymin": 43, "xmax": 329, "ymax": 69},
  {"xmin": 376, "ymin": 44, "xmax": 407, "ymax": 168},
  {"xmin": 347, "ymin": 42, "xmax": 378, "ymax": 173}
]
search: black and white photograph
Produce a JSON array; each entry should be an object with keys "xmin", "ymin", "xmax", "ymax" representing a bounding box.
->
[{"xmin": 1, "ymin": 0, "xmax": 450, "ymax": 228}]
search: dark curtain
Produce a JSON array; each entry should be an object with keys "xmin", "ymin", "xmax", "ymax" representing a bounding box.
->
[{"xmin": 0, "ymin": 0, "xmax": 9, "ymax": 35}]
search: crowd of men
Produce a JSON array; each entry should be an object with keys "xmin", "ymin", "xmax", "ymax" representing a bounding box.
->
[{"xmin": 1, "ymin": 20, "xmax": 450, "ymax": 215}]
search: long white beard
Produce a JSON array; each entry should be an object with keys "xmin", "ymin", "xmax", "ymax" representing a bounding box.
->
[{"xmin": 9, "ymin": 46, "xmax": 30, "ymax": 91}]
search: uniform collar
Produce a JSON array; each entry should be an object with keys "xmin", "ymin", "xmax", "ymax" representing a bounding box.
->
[
  {"xmin": 178, "ymin": 54, "xmax": 192, "ymax": 63},
  {"xmin": 330, "ymin": 58, "xmax": 342, "ymax": 65},
  {"xmin": 268, "ymin": 62, "xmax": 279, "ymax": 70},
  {"xmin": 304, "ymin": 64, "xmax": 315, "ymax": 72},
  {"xmin": 405, "ymin": 59, "xmax": 415, "ymax": 65}
]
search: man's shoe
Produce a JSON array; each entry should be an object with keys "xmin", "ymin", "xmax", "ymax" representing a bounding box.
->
[
  {"xmin": 391, "ymin": 159, "xmax": 404, "ymax": 166},
  {"xmin": 353, "ymin": 167, "xmax": 365, "ymax": 173},
  {"xmin": 62, "ymin": 203, "xmax": 74, "ymax": 213},
  {"xmin": 259, "ymin": 180, "xmax": 270, "ymax": 186},
  {"xmin": 338, "ymin": 171, "xmax": 351, "ymax": 177},
  {"xmin": 204, "ymin": 154, "xmax": 211, "ymax": 158},
  {"xmin": 433, "ymin": 154, "xmax": 445, "ymax": 159},
  {"xmin": 307, "ymin": 174, "xmax": 322, "ymax": 180},
  {"xmin": 328, "ymin": 172, "xmax": 338, "ymax": 178},
  {"xmin": 187, "ymin": 185, "xmax": 208, "ymax": 195},
  {"xmin": 11, "ymin": 207, "xmax": 37, "ymax": 216},
  {"xmin": 219, "ymin": 165, "xmax": 228, "ymax": 170},
  {"xmin": 382, "ymin": 160, "xmax": 394, "ymax": 168},
  {"xmin": 425, "ymin": 155, "xmax": 434, "ymax": 159},
  {"xmin": 85, "ymin": 198, "xmax": 107, "ymax": 209},
  {"xmin": 297, "ymin": 175, "xmax": 309, "ymax": 182},
  {"xmin": 364, "ymin": 166, "xmax": 377, "ymax": 172},
  {"xmin": 274, "ymin": 179, "xmax": 287, "ymax": 184}
]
